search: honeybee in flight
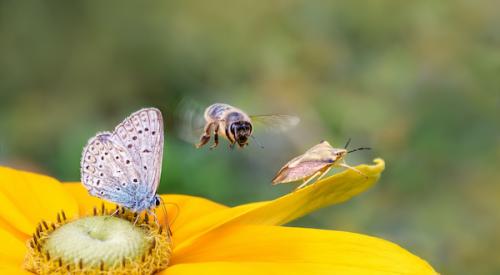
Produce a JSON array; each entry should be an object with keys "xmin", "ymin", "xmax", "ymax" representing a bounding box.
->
[
  {"xmin": 195, "ymin": 103, "xmax": 300, "ymax": 149},
  {"xmin": 272, "ymin": 139, "xmax": 370, "ymax": 190}
]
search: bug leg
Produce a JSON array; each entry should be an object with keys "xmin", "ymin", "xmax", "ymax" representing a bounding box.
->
[
  {"xmin": 196, "ymin": 122, "xmax": 214, "ymax": 148},
  {"xmin": 316, "ymin": 166, "xmax": 332, "ymax": 181},
  {"xmin": 210, "ymin": 124, "xmax": 220, "ymax": 149},
  {"xmin": 339, "ymin": 163, "xmax": 367, "ymax": 178},
  {"xmin": 295, "ymin": 171, "xmax": 321, "ymax": 190}
]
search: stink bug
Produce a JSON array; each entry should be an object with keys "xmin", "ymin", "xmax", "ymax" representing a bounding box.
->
[{"xmin": 272, "ymin": 139, "xmax": 370, "ymax": 190}]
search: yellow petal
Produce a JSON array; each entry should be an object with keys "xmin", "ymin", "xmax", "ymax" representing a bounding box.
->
[
  {"xmin": 170, "ymin": 225, "xmax": 437, "ymax": 275},
  {"xmin": 164, "ymin": 262, "xmax": 433, "ymax": 275},
  {"xmin": 0, "ymin": 227, "xmax": 26, "ymax": 269},
  {"xmin": 162, "ymin": 262, "xmax": 342, "ymax": 275},
  {"xmin": 175, "ymin": 159, "xmax": 384, "ymax": 250},
  {"xmin": 61, "ymin": 183, "xmax": 228, "ymax": 238},
  {"xmin": 0, "ymin": 191, "xmax": 32, "ymax": 239},
  {"xmin": 159, "ymin": 194, "xmax": 227, "ymax": 234},
  {"xmin": 0, "ymin": 267, "xmax": 31, "ymax": 275},
  {"xmin": 62, "ymin": 182, "xmax": 118, "ymax": 216},
  {"xmin": 0, "ymin": 167, "xmax": 78, "ymax": 236}
]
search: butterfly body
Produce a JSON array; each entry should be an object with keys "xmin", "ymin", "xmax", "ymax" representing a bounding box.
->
[{"xmin": 80, "ymin": 108, "xmax": 164, "ymax": 213}]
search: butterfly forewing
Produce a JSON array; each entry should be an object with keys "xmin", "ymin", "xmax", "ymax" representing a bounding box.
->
[
  {"xmin": 80, "ymin": 108, "xmax": 164, "ymax": 211},
  {"xmin": 112, "ymin": 108, "xmax": 164, "ymax": 199}
]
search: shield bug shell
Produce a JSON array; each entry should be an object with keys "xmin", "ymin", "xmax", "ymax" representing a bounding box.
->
[{"xmin": 272, "ymin": 140, "xmax": 370, "ymax": 190}]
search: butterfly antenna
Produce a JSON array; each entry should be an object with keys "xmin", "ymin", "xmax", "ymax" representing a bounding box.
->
[
  {"xmin": 165, "ymin": 202, "xmax": 180, "ymax": 226},
  {"xmin": 251, "ymin": 135, "xmax": 264, "ymax": 149},
  {"xmin": 347, "ymin": 147, "xmax": 371, "ymax": 154},
  {"xmin": 159, "ymin": 197, "xmax": 178, "ymax": 238},
  {"xmin": 344, "ymin": 138, "xmax": 352, "ymax": 149}
]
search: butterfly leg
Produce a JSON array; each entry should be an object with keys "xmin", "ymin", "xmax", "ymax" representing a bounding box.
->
[
  {"xmin": 295, "ymin": 171, "xmax": 321, "ymax": 190},
  {"xmin": 210, "ymin": 124, "xmax": 220, "ymax": 149},
  {"xmin": 339, "ymin": 163, "xmax": 367, "ymax": 178},
  {"xmin": 133, "ymin": 213, "xmax": 141, "ymax": 225},
  {"xmin": 196, "ymin": 122, "xmax": 215, "ymax": 148},
  {"xmin": 148, "ymin": 210, "xmax": 160, "ymax": 226},
  {"xmin": 110, "ymin": 206, "xmax": 120, "ymax": 217}
]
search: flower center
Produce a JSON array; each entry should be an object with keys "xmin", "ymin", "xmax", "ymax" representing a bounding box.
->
[{"xmin": 24, "ymin": 205, "xmax": 171, "ymax": 274}]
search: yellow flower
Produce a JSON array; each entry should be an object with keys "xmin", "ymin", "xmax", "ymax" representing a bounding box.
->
[{"xmin": 0, "ymin": 159, "xmax": 437, "ymax": 274}]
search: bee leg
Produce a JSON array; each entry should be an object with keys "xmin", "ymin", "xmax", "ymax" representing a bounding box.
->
[
  {"xmin": 197, "ymin": 136, "xmax": 211, "ymax": 148},
  {"xmin": 210, "ymin": 124, "xmax": 220, "ymax": 149},
  {"xmin": 339, "ymin": 163, "xmax": 367, "ymax": 178},
  {"xmin": 196, "ymin": 122, "xmax": 214, "ymax": 148},
  {"xmin": 295, "ymin": 171, "xmax": 321, "ymax": 190}
]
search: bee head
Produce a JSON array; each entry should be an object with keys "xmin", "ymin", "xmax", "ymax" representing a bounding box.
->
[{"xmin": 229, "ymin": 121, "xmax": 252, "ymax": 147}]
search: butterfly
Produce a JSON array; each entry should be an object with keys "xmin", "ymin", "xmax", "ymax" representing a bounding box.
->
[{"xmin": 80, "ymin": 108, "xmax": 164, "ymax": 216}]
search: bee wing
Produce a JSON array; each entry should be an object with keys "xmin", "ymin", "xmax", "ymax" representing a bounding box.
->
[
  {"xmin": 249, "ymin": 114, "xmax": 300, "ymax": 133},
  {"xmin": 272, "ymin": 160, "xmax": 329, "ymax": 184},
  {"xmin": 175, "ymin": 98, "xmax": 207, "ymax": 144}
]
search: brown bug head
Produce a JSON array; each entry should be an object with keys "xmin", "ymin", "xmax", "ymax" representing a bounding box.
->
[
  {"xmin": 325, "ymin": 138, "xmax": 372, "ymax": 163},
  {"xmin": 229, "ymin": 121, "xmax": 252, "ymax": 147},
  {"xmin": 327, "ymin": 148, "xmax": 347, "ymax": 163},
  {"xmin": 302, "ymin": 141, "xmax": 343, "ymax": 164}
]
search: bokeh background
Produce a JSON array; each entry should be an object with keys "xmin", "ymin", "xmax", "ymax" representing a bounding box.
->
[{"xmin": 0, "ymin": 1, "xmax": 499, "ymax": 274}]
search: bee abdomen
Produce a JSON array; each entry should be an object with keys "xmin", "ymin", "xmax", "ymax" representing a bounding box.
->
[{"xmin": 205, "ymin": 103, "xmax": 233, "ymax": 120}]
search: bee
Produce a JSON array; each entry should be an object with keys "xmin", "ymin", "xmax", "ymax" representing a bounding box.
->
[
  {"xmin": 195, "ymin": 103, "xmax": 300, "ymax": 149},
  {"xmin": 272, "ymin": 139, "xmax": 370, "ymax": 190}
]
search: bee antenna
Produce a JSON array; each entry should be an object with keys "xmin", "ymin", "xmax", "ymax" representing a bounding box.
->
[
  {"xmin": 251, "ymin": 135, "xmax": 264, "ymax": 149},
  {"xmin": 347, "ymin": 147, "xmax": 371, "ymax": 154},
  {"xmin": 344, "ymin": 138, "xmax": 352, "ymax": 149}
]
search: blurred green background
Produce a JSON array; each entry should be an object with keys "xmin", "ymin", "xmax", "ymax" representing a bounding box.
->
[{"xmin": 0, "ymin": 1, "xmax": 499, "ymax": 274}]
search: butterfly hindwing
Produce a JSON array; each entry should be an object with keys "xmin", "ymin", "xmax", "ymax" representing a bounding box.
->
[{"xmin": 81, "ymin": 132, "xmax": 141, "ymax": 208}]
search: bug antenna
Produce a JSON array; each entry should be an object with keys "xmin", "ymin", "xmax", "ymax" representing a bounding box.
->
[
  {"xmin": 347, "ymin": 147, "xmax": 371, "ymax": 154},
  {"xmin": 251, "ymin": 135, "xmax": 264, "ymax": 149},
  {"xmin": 344, "ymin": 138, "xmax": 352, "ymax": 149}
]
